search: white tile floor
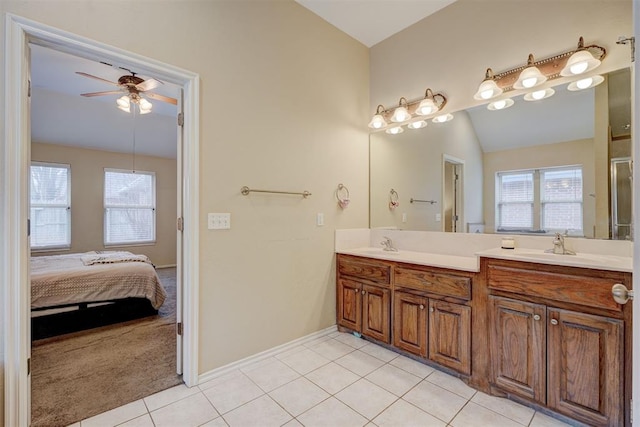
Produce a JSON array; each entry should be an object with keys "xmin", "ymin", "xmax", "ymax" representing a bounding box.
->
[{"xmin": 72, "ymin": 331, "xmax": 573, "ymax": 427}]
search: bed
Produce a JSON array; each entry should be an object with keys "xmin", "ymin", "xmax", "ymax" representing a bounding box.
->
[{"xmin": 31, "ymin": 251, "xmax": 167, "ymax": 338}]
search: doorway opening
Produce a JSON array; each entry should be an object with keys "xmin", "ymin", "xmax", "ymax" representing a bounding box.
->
[
  {"xmin": 4, "ymin": 14, "xmax": 200, "ymax": 427},
  {"xmin": 443, "ymin": 156, "xmax": 464, "ymax": 233}
]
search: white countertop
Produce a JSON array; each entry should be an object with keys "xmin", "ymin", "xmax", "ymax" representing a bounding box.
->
[
  {"xmin": 336, "ymin": 247, "xmax": 632, "ymax": 273},
  {"xmin": 476, "ymin": 247, "xmax": 633, "ymax": 273},
  {"xmin": 337, "ymin": 247, "xmax": 479, "ymax": 272}
]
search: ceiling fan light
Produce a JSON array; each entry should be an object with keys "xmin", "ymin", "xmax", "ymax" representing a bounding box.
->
[
  {"xmin": 560, "ymin": 50, "xmax": 601, "ymax": 76},
  {"xmin": 139, "ymin": 106, "xmax": 152, "ymax": 115},
  {"xmin": 567, "ymin": 74, "xmax": 604, "ymax": 91},
  {"xmin": 116, "ymin": 95, "xmax": 130, "ymax": 109},
  {"xmin": 139, "ymin": 98, "xmax": 152, "ymax": 109}
]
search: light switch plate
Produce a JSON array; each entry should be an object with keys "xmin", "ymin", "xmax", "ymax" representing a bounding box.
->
[
  {"xmin": 316, "ymin": 213, "xmax": 324, "ymax": 226},
  {"xmin": 208, "ymin": 213, "xmax": 231, "ymax": 230},
  {"xmin": 435, "ymin": 213, "xmax": 441, "ymax": 222}
]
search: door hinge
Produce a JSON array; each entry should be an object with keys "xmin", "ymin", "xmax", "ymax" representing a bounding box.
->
[
  {"xmin": 28, "ymin": 80, "xmax": 31, "ymax": 98},
  {"xmin": 177, "ymin": 322, "xmax": 183, "ymax": 336},
  {"xmin": 27, "ymin": 358, "xmax": 31, "ymax": 375},
  {"xmin": 177, "ymin": 112, "xmax": 184, "ymax": 127},
  {"xmin": 177, "ymin": 217, "xmax": 184, "ymax": 232},
  {"xmin": 27, "ymin": 219, "xmax": 31, "ymax": 237},
  {"xmin": 631, "ymin": 399, "xmax": 634, "ymax": 423}
]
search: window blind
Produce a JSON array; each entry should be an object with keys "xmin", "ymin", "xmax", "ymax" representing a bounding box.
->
[{"xmin": 30, "ymin": 162, "xmax": 71, "ymax": 249}]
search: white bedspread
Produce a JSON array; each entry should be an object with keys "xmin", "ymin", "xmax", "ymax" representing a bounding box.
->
[{"xmin": 31, "ymin": 251, "xmax": 167, "ymax": 310}]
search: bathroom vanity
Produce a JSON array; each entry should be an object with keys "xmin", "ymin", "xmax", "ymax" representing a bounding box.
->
[{"xmin": 336, "ymin": 242, "xmax": 632, "ymax": 427}]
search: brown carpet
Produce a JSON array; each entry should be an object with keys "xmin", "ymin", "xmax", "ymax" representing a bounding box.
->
[{"xmin": 31, "ymin": 267, "xmax": 182, "ymax": 427}]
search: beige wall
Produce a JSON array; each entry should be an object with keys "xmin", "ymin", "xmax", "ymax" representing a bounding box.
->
[
  {"xmin": 1, "ymin": 1, "xmax": 370, "ymax": 414},
  {"xmin": 31, "ymin": 143, "xmax": 177, "ymax": 266},
  {"xmin": 483, "ymin": 139, "xmax": 596, "ymax": 236},
  {"xmin": 370, "ymin": 110, "xmax": 483, "ymax": 231}
]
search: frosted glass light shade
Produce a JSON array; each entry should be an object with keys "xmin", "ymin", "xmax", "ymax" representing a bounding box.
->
[
  {"xmin": 390, "ymin": 106, "xmax": 411, "ymax": 123},
  {"xmin": 116, "ymin": 95, "xmax": 130, "ymax": 110},
  {"xmin": 407, "ymin": 120, "xmax": 427, "ymax": 129},
  {"xmin": 415, "ymin": 98, "xmax": 438, "ymax": 116},
  {"xmin": 523, "ymin": 88, "xmax": 555, "ymax": 101},
  {"xmin": 560, "ymin": 50, "xmax": 601, "ymax": 76},
  {"xmin": 567, "ymin": 75, "xmax": 604, "ymax": 91},
  {"xmin": 513, "ymin": 66, "xmax": 547, "ymax": 89},
  {"xmin": 432, "ymin": 113, "xmax": 453, "ymax": 123},
  {"xmin": 487, "ymin": 98, "xmax": 514, "ymax": 111},
  {"xmin": 474, "ymin": 79, "xmax": 503, "ymax": 100},
  {"xmin": 386, "ymin": 126, "xmax": 404, "ymax": 134},
  {"xmin": 368, "ymin": 114, "xmax": 387, "ymax": 129}
]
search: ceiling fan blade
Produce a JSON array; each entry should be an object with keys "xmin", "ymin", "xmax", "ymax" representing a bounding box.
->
[
  {"xmin": 136, "ymin": 78, "xmax": 162, "ymax": 92},
  {"xmin": 75, "ymin": 72, "xmax": 120, "ymax": 87},
  {"xmin": 146, "ymin": 92, "xmax": 178, "ymax": 105},
  {"xmin": 80, "ymin": 90, "xmax": 123, "ymax": 97}
]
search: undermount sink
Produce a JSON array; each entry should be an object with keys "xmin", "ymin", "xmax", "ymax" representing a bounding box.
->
[
  {"xmin": 512, "ymin": 250, "xmax": 629, "ymax": 267},
  {"xmin": 356, "ymin": 248, "xmax": 400, "ymax": 255}
]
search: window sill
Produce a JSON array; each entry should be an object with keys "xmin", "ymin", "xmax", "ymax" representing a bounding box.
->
[
  {"xmin": 104, "ymin": 242, "xmax": 157, "ymax": 249},
  {"xmin": 31, "ymin": 247, "xmax": 71, "ymax": 254}
]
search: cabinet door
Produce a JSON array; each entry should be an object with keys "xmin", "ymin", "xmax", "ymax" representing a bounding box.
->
[
  {"xmin": 489, "ymin": 296, "xmax": 546, "ymax": 403},
  {"xmin": 547, "ymin": 309, "xmax": 623, "ymax": 427},
  {"xmin": 429, "ymin": 300, "xmax": 471, "ymax": 375},
  {"xmin": 337, "ymin": 279, "xmax": 361, "ymax": 332},
  {"xmin": 362, "ymin": 284, "xmax": 391, "ymax": 343},
  {"xmin": 393, "ymin": 291, "xmax": 427, "ymax": 357}
]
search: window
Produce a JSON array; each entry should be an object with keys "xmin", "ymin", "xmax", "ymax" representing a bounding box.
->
[
  {"xmin": 104, "ymin": 169, "xmax": 156, "ymax": 246},
  {"xmin": 30, "ymin": 162, "xmax": 71, "ymax": 250},
  {"xmin": 496, "ymin": 166, "xmax": 583, "ymax": 234}
]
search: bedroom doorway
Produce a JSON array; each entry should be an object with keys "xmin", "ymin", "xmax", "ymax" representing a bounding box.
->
[{"xmin": 4, "ymin": 14, "xmax": 200, "ymax": 427}]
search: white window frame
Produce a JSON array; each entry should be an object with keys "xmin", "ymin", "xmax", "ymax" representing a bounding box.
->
[
  {"xmin": 30, "ymin": 161, "xmax": 71, "ymax": 251},
  {"xmin": 104, "ymin": 168, "xmax": 157, "ymax": 246},
  {"xmin": 496, "ymin": 165, "xmax": 584, "ymax": 235},
  {"xmin": 495, "ymin": 170, "xmax": 535, "ymax": 232}
]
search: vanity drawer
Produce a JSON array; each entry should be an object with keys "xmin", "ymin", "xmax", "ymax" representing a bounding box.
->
[
  {"xmin": 338, "ymin": 256, "xmax": 391, "ymax": 286},
  {"xmin": 487, "ymin": 264, "xmax": 622, "ymax": 312},
  {"xmin": 394, "ymin": 266, "xmax": 471, "ymax": 300}
]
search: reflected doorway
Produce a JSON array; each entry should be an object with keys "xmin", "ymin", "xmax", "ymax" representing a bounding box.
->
[
  {"xmin": 443, "ymin": 157, "xmax": 463, "ymax": 232},
  {"xmin": 611, "ymin": 157, "xmax": 633, "ymax": 240}
]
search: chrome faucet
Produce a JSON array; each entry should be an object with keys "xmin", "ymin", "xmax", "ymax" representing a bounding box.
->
[
  {"xmin": 381, "ymin": 236, "xmax": 398, "ymax": 252},
  {"xmin": 546, "ymin": 232, "xmax": 575, "ymax": 255}
]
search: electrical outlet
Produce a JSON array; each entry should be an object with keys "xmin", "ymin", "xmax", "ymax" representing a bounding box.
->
[
  {"xmin": 402, "ymin": 213, "xmax": 407, "ymax": 223},
  {"xmin": 435, "ymin": 213, "xmax": 441, "ymax": 222},
  {"xmin": 208, "ymin": 213, "xmax": 231, "ymax": 230}
]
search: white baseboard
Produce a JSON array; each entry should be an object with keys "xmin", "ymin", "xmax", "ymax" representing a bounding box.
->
[{"xmin": 197, "ymin": 325, "xmax": 338, "ymax": 385}]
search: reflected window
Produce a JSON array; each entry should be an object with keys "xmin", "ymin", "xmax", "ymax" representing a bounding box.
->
[
  {"xmin": 30, "ymin": 162, "xmax": 71, "ymax": 250},
  {"xmin": 496, "ymin": 166, "xmax": 583, "ymax": 235}
]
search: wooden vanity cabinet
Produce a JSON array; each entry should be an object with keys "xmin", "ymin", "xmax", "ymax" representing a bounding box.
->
[
  {"xmin": 394, "ymin": 265, "xmax": 472, "ymax": 375},
  {"xmin": 337, "ymin": 255, "xmax": 391, "ymax": 344},
  {"xmin": 485, "ymin": 258, "xmax": 630, "ymax": 427}
]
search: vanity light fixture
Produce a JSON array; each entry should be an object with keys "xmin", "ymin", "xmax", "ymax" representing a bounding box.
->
[
  {"xmin": 473, "ymin": 36, "xmax": 606, "ymax": 100},
  {"xmin": 432, "ymin": 113, "xmax": 454, "ymax": 123},
  {"xmin": 390, "ymin": 97, "xmax": 411, "ymax": 123},
  {"xmin": 487, "ymin": 98, "xmax": 515, "ymax": 111},
  {"xmin": 523, "ymin": 88, "xmax": 555, "ymax": 101},
  {"xmin": 567, "ymin": 75, "xmax": 604, "ymax": 91},
  {"xmin": 368, "ymin": 88, "xmax": 449, "ymax": 133},
  {"xmin": 407, "ymin": 120, "xmax": 428, "ymax": 129},
  {"xmin": 368, "ymin": 105, "xmax": 388, "ymax": 129}
]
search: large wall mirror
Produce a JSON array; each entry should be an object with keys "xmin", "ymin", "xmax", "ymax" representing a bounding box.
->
[{"xmin": 370, "ymin": 67, "xmax": 632, "ymax": 240}]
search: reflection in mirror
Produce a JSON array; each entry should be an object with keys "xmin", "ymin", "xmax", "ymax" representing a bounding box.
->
[{"xmin": 369, "ymin": 68, "xmax": 631, "ymax": 240}]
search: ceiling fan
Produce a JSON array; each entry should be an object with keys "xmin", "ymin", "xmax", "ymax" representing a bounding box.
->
[{"xmin": 76, "ymin": 71, "xmax": 177, "ymax": 114}]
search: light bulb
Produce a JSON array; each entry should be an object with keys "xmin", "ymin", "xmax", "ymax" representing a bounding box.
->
[
  {"xmin": 493, "ymin": 100, "xmax": 506, "ymax": 110},
  {"xmin": 368, "ymin": 114, "xmax": 387, "ymax": 129},
  {"xmin": 385, "ymin": 126, "xmax": 404, "ymax": 135},
  {"xmin": 480, "ymin": 89, "xmax": 494, "ymax": 100},
  {"xmin": 570, "ymin": 61, "xmax": 589, "ymax": 75},
  {"xmin": 407, "ymin": 121, "xmax": 427, "ymax": 129},
  {"xmin": 522, "ymin": 77, "xmax": 537, "ymax": 88},
  {"xmin": 416, "ymin": 98, "xmax": 437, "ymax": 116},
  {"xmin": 576, "ymin": 77, "xmax": 593, "ymax": 89},
  {"xmin": 391, "ymin": 106, "xmax": 411, "ymax": 123},
  {"xmin": 432, "ymin": 113, "xmax": 453, "ymax": 123},
  {"xmin": 116, "ymin": 95, "xmax": 130, "ymax": 108},
  {"xmin": 531, "ymin": 90, "xmax": 546, "ymax": 100}
]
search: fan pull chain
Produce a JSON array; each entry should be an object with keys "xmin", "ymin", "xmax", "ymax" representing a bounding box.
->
[{"xmin": 132, "ymin": 107, "xmax": 137, "ymax": 173}]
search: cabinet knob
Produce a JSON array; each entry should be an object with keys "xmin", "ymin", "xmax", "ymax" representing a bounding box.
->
[
  {"xmin": 550, "ymin": 319, "xmax": 559, "ymax": 325},
  {"xmin": 612, "ymin": 283, "xmax": 634, "ymax": 304},
  {"xmin": 419, "ymin": 304, "xmax": 424, "ymax": 310},
  {"xmin": 362, "ymin": 290, "xmax": 366, "ymax": 295},
  {"xmin": 430, "ymin": 307, "xmax": 434, "ymax": 312},
  {"xmin": 533, "ymin": 314, "xmax": 540, "ymax": 321}
]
